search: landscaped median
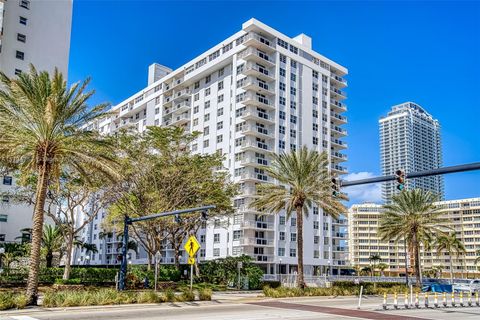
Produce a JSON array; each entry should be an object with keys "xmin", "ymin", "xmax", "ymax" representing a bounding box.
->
[
  {"xmin": 263, "ymin": 281, "xmax": 413, "ymax": 298},
  {"xmin": 0, "ymin": 288, "xmax": 212, "ymax": 310}
]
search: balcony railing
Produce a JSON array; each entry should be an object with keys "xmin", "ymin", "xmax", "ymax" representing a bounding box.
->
[
  {"xmin": 238, "ymin": 47, "xmax": 275, "ymax": 66},
  {"xmin": 244, "ymin": 32, "xmax": 276, "ymax": 50},
  {"xmin": 332, "ymin": 152, "xmax": 348, "ymax": 160},
  {"xmin": 330, "ymin": 99, "xmax": 347, "ymax": 111},
  {"xmin": 242, "ymin": 63, "xmax": 275, "ymax": 81},
  {"xmin": 242, "ymin": 219, "xmax": 274, "ymax": 230},
  {"xmin": 237, "ymin": 91, "xmax": 274, "ymax": 107},
  {"xmin": 239, "ymin": 124, "xmax": 274, "ymax": 139}
]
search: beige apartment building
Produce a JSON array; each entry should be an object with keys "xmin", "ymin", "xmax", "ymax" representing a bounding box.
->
[{"xmin": 348, "ymin": 198, "xmax": 480, "ymax": 277}]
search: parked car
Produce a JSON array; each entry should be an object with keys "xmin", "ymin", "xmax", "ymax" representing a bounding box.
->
[
  {"xmin": 453, "ymin": 279, "xmax": 480, "ymax": 293},
  {"xmin": 422, "ymin": 278, "xmax": 452, "ymax": 292}
]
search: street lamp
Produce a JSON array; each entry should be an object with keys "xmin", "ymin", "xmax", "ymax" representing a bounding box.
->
[{"xmin": 154, "ymin": 251, "xmax": 162, "ymax": 291}]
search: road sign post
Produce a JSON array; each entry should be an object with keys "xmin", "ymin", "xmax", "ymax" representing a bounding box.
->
[{"xmin": 184, "ymin": 235, "xmax": 200, "ymax": 291}]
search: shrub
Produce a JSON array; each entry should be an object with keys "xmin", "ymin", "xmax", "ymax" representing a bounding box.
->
[
  {"xmin": 0, "ymin": 292, "xmax": 28, "ymax": 310},
  {"xmin": 198, "ymin": 288, "xmax": 212, "ymax": 301},
  {"xmin": 261, "ymin": 280, "xmax": 281, "ymax": 289},
  {"xmin": 54, "ymin": 278, "xmax": 82, "ymax": 285},
  {"xmin": 164, "ymin": 288, "xmax": 176, "ymax": 302},
  {"xmin": 177, "ymin": 289, "xmax": 195, "ymax": 302}
]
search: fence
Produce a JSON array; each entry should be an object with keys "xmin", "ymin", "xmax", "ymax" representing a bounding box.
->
[{"xmin": 263, "ymin": 274, "xmax": 411, "ymax": 287}]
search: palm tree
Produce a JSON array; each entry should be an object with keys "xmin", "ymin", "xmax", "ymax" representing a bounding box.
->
[
  {"xmin": 250, "ymin": 147, "xmax": 346, "ymax": 288},
  {"xmin": 436, "ymin": 232, "xmax": 466, "ymax": 283},
  {"xmin": 0, "ymin": 66, "xmax": 119, "ymax": 305},
  {"xmin": 369, "ymin": 254, "xmax": 381, "ymax": 277},
  {"xmin": 361, "ymin": 266, "xmax": 372, "ymax": 276},
  {"xmin": 42, "ymin": 225, "xmax": 63, "ymax": 268},
  {"xmin": 377, "ymin": 263, "xmax": 388, "ymax": 277},
  {"xmin": 378, "ymin": 189, "xmax": 448, "ymax": 286}
]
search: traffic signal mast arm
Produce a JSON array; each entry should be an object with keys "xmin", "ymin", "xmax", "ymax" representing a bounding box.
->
[
  {"xmin": 339, "ymin": 162, "xmax": 480, "ymax": 188},
  {"xmin": 127, "ymin": 205, "xmax": 215, "ymax": 224}
]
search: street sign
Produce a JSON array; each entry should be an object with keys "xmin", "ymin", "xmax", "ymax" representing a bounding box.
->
[
  {"xmin": 188, "ymin": 257, "xmax": 195, "ymax": 265},
  {"xmin": 184, "ymin": 235, "xmax": 200, "ymax": 257}
]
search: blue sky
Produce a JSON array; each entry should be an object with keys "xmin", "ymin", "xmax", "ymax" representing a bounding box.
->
[{"xmin": 69, "ymin": 1, "xmax": 480, "ymax": 203}]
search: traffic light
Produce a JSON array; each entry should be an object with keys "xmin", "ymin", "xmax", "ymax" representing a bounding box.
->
[
  {"xmin": 395, "ymin": 169, "xmax": 405, "ymax": 191},
  {"xmin": 331, "ymin": 178, "xmax": 340, "ymax": 197},
  {"xmin": 201, "ymin": 210, "xmax": 209, "ymax": 221}
]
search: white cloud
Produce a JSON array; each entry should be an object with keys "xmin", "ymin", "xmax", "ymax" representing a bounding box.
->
[{"xmin": 343, "ymin": 172, "xmax": 383, "ymax": 204}]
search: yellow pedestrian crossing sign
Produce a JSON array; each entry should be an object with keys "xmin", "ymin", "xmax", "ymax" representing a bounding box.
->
[
  {"xmin": 188, "ymin": 257, "xmax": 195, "ymax": 265},
  {"xmin": 184, "ymin": 235, "xmax": 200, "ymax": 257}
]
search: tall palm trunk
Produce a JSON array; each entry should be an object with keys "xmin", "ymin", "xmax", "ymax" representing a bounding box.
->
[
  {"xmin": 449, "ymin": 253, "xmax": 454, "ymax": 283},
  {"xmin": 412, "ymin": 233, "xmax": 421, "ymax": 286},
  {"xmin": 63, "ymin": 233, "xmax": 74, "ymax": 280},
  {"xmin": 46, "ymin": 251, "xmax": 53, "ymax": 268},
  {"xmin": 26, "ymin": 161, "xmax": 50, "ymax": 305},
  {"xmin": 296, "ymin": 206, "xmax": 305, "ymax": 289}
]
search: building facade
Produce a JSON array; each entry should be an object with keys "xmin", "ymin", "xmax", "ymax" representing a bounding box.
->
[
  {"xmin": 379, "ymin": 102, "xmax": 443, "ymax": 202},
  {"xmin": 348, "ymin": 198, "xmax": 480, "ymax": 277},
  {"xmin": 74, "ymin": 19, "xmax": 349, "ymax": 275},
  {"xmin": 0, "ymin": 0, "xmax": 72, "ymax": 243}
]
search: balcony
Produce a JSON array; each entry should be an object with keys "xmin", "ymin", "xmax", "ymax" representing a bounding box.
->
[
  {"xmin": 239, "ymin": 170, "xmax": 269, "ymax": 182},
  {"xmin": 330, "ymin": 87, "xmax": 347, "ymax": 99},
  {"xmin": 240, "ymin": 78, "xmax": 275, "ymax": 96},
  {"xmin": 172, "ymin": 100, "xmax": 191, "ymax": 115},
  {"xmin": 241, "ymin": 63, "xmax": 275, "ymax": 82},
  {"xmin": 239, "ymin": 139, "xmax": 272, "ymax": 153},
  {"xmin": 163, "ymin": 83, "xmax": 174, "ymax": 94},
  {"xmin": 243, "ymin": 32, "xmax": 276, "ymax": 52},
  {"xmin": 331, "ymin": 74, "xmax": 347, "ymax": 87},
  {"xmin": 331, "ymin": 126, "xmax": 347, "ymax": 136},
  {"xmin": 331, "ymin": 151, "xmax": 348, "ymax": 162},
  {"xmin": 330, "ymin": 99, "xmax": 347, "ymax": 112},
  {"xmin": 173, "ymin": 88, "xmax": 191, "ymax": 101},
  {"xmin": 238, "ymin": 47, "xmax": 275, "ymax": 67},
  {"xmin": 240, "ymin": 156, "xmax": 269, "ymax": 167},
  {"xmin": 241, "ymin": 238, "xmax": 274, "ymax": 246},
  {"xmin": 242, "ymin": 219, "xmax": 275, "ymax": 230},
  {"xmin": 239, "ymin": 124, "xmax": 274, "ymax": 140},
  {"xmin": 331, "ymin": 112, "xmax": 347, "ymax": 124},
  {"xmin": 237, "ymin": 91, "xmax": 275, "ymax": 110},
  {"xmin": 240, "ymin": 108, "xmax": 275, "ymax": 125},
  {"xmin": 172, "ymin": 77, "xmax": 185, "ymax": 89},
  {"xmin": 331, "ymin": 139, "xmax": 348, "ymax": 149},
  {"xmin": 170, "ymin": 113, "xmax": 190, "ymax": 126},
  {"xmin": 331, "ymin": 164, "xmax": 348, "ymax": 175},
  {"xmin": 163, "ymin": 95, "xmax": 173, "ymax": 107}
]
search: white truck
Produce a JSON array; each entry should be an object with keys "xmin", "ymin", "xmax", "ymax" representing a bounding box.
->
[{"xmin": 453, "ymin": 279, "xmax": 480, "ymax": 293}]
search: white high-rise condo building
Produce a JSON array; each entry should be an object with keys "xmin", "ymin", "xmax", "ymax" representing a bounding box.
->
[
  {"xmin": 76, "ymin": 19, "xmax": 349, "ymax": 276},
  {"xmin": 0, "ymin": 0, "xmax": 72, "ymax": 243},
  {"xmin": 379, "ymin": 102, "xmax": 443, "ymax": 202}
]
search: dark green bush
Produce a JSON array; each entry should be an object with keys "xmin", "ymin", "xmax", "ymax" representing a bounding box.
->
[{"xmin": 261, "ymin": 280, "xmax": 281, "ymax": 289}]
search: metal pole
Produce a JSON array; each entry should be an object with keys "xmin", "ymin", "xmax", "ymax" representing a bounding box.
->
[
  {"xmin": 118, "ymin": 215, "xmax": 130, "ymax": 291},
  {"xmin": 190, "ymin": 263, "xmax": 193, "ymax": 291},
  {"xmin": 154, "ymin": 255, "xmax": 158, "ymax": 292},
  {"xmin": 341, "ymin": 162, "xmax": 480, "ymax": 187},
  {"xmin": 357, "ymin": 285, "xmax": 363, "ymax": 309}
]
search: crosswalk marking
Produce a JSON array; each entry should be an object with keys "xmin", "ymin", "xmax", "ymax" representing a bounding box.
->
[{"xmin": 10, "ymin": 316, "xmax": 40, "ymax": 320}]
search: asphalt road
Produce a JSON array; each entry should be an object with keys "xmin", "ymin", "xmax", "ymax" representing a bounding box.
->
[{"xmin": 1, "ymin": 295, "xmax": 480, "ymax": 320}]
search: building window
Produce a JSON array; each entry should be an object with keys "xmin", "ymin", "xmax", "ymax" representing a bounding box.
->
[
  {"xmin": 0, "ymin": 214, "xmax": 7, "ymax": 222},
  {"xmin": 19, "ymin": 16, "xmax": 27, "ymax": 25},
  {"xmin": 279, "ymin": 125, "xmax": 285, "ymax": 135},
  {"xmin": 279, "ymin": 140, "xmax": 285, "ymax": 149},
  {"xmin": 290, "ymin": 233, "xmax": 297, "ymax": 242},
  {"xmin": 194, "ymin": 81, "xmax": 200, "ymax": 89},
  {"xmin": 0, "ymin": 234, "xmax": 5, "ymax": 241},
  {"xmin": 213, "ymin": 248, "xmax": 220, "ymax": 257},
  {"xmin": 278, "ymin": 248, "xmax": 285, "ymax": 256},
  {"xmin": 205, "ymin": 88, "xmax": 211, "ymax": 96},
  {"xmin": 204, "ymin": 113, "xmax": 210, "ymax": 121},
  {"xmin": 19, "ymin": 0, "xmax": 30, "ymax": 9},
  {"xmin": 214, "ymin": 233, "xmax": 220, "ymax": 243},
  {"xmin": 217, "ymin": 108, "xmax": 223, "ymax": 116},
  {"xmin": 218, "ymin": 81, "xmax": 224, "ymax": 90},
  {"xmin": 279, "ymin": 231, "xmax": 285, "ymax": 241},
  {"xmin": 16, "ymin": 51, "xmax": 25, "ymax": 60},
  {"xmin": 233, "ymin": 230, "xmax": 242, "ymax": 240},
  {"xmin": 203, "ymin": 140, "xmax": 209, "ymax": 148},
  {"xmin": 291, "ymin": 217, "xmax": 296, "ymax": 227},
  {"xmin": 14, "ymin": 69, "xmax": 22, "ymax": 76},
  {"xmin": 290, "ymin": 248, "xmax": 296, "ymax": 257},
  {"xmin": 17, "ymin": 33, "xmax": 26, "ymax": 43},
  {"xmin": 217, "ymin": 94, "xmax": 224, "ymax": 103},
  {"xmin": 3, "ymin": 176, "xmax": 12, "ymax": 185},
  {"xmin": 279, "ymin": 216, "xmax": 285, "ymax": 225},
  {"xmin": 217, "ymin": 121, "xmax": 223, "ymax": 130},
  {"xmin": 205, "ymin": 75, "xmax": 211, "ymax": 84},
  {"xmin": 216, "ymin": 135, "xmax": 223, "ymax": 143},
  {"xmin": 204, "ymin": 126, "xmax": 209, "ymax": 135}
]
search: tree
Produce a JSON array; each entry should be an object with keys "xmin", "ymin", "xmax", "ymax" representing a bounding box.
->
[
  {"xmin": 0, "ymin": 66, "xmax": 119, "ymax": 304},
  {"xmin": 41, "ymin": 225, "xmax": 63, "ymax": 268},
  {"xmin": 250, "ymin": 147, "xmax": 346, "ymax": 288},
  {"xmin": 105, "ymin": 127, "xmax": 237, "ymax": 268},
  {"xmin": 44, "ymin": 172, "xmax": 113, "ymax": 279},
  {"xmin": 369, "ymin": 254, "xmax": 381, "ymax": 277},
  {"xmin": 0, "ymin": 243, "xmax": 29, "ymax": 274},
  {"xmin": 378, "ymin": 189, "xmax": 448, "ymax": 286},
  {"xmin": 377, "ymin": 263, "xmax": 388, "ymax": 277},
  {"xmin": 435, "ymin": 232, "xmax": 466, "ymax": 283}
]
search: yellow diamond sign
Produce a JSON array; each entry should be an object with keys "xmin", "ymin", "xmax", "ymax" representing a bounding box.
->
[
  {"xmin": 188, "ymin": 257, "xmax": 195, "ymax": 265},
  {"xmin": 184, "ymin": 235, "xmax": 200, "ymax": 257}
]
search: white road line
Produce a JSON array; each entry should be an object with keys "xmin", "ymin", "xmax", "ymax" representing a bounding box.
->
[{"xmin": 10, "ymin": 316, "xmax": 40, "ymax": 320}]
